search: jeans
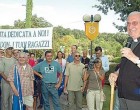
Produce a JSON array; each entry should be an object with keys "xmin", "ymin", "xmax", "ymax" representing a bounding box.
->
[
  {"xmin": 68, "ymin": 90, "xmax": 82, "ymax": 110},
  {"xmin": 42, "ymin": 82, "xmax": 61, "ymax": 110},
  {"xmin": 40, "ymin": 93, "xmax": 43, "ymax": 105}
]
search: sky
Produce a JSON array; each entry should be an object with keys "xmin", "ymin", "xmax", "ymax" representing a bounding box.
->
[{"xmin": 0, "ymin": 0, "xmax": 124, "ymax": 33}]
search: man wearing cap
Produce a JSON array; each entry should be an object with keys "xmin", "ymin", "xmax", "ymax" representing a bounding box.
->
[{"xmin": 0, "ymin": 47, "xmax": 16, "ymax": 110}]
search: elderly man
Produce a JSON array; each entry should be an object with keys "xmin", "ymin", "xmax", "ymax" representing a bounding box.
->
[
  {"xmin": 0, "ymin": 47, "xmax": 16, "ymax": 110},
  {"xmin": 64, "ymin": 52, "xmax": 86, "ymax": 110},
  {"xmin": 109, "ymin": 11, "xmax": 140, "ymax": 110},
  {"xmin": 7, "ymin": 52, "xmax": 34, "ymax": 110},
  {"xmin": 33, "ymin": 50, "xmax": 62, "ymax": 110}
]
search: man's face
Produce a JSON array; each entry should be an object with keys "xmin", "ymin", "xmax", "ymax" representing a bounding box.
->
[
  {"xmin": 71, "ymin": 46, "xmax": 77, "ymax": 53},
  {"xmin": 13, "ymin": 50, "xmax": 19, "ymax": 59},
  {"xmin": 5, "ymin": 48, "xmax": 13, "ymax": 56},
  {"xmin": 18, "ymin": 53, "xmax": 27, "ymax": 65},
  {"xmin": 0, "ymin": 50, "xmax": 4, "ymax": 57},
  {"xmin": 83, "ymin": 51, "xmax": 87, "ymax": 57},
  {"xmin": 45, "ymin": 53, "xmax": 52, "ymax": 62},
  {"xmin": 95, "ymin": 50, "xmax": 102, "ymax": 58},
  {"xmin": 74, "ymin": 53, "xmax": 81, "ymax": 61},
  {"xmin": 127, "ymin": 14, "xmax": 140, "ymax": 39}
]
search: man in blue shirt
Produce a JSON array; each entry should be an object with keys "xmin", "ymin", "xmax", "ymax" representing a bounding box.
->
[
  {"xmin": 92, "ymin": 46, "xmax": 109, "ymax": 73},
  {"xmin": 67, "ymin": 45, "xmax": 78, "ymax": 63},
  {"xmin": 33, "ymin": 50, "xmax": 62, "ymax": 110}
]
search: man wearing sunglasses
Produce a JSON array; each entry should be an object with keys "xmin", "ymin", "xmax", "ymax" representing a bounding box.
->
[
  {"xmin": 33, "ymin": 50, "xmax": 62, "ymax": 110},
  {"xmin": 109, "ymin": 11, "xmax": 140, "ymax": 110},
  {"xmin": 64, "ymin": 52, "xmax": 86, "ymax": 110}
]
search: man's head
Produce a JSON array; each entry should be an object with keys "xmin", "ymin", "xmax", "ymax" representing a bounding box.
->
[
  {"xmin": 0, "ymin": 49, "xmax": 4, "ymax": 58},
  {"xmin": 5, "ymin": 47, "xmax": 13, "ymax": 57},
  {"xmin": 95, "ymin": 46, "xmax": 102, "ymax": 58},
  {"xmin": 18, "ymin": 52, "xmax": 28, "ymax": 65},
  {"xmin": 13, "ymin": 49, "xmax": 20, "ymax": 59},
  {"xmin": 82, "ymin": 50, "xmax": 88, "ymax": 58},
  {"xmin": 127, "ymin": 11, "xmax": 140, "ymax": 39},
  {"xmin": 71, "ymin": 45, "xmax": 78, "ymax": 54},
  {"xmin": 45, "ymin": 50, "xmax": 53, "ymax": 63},
  {"xmin": 74, "ymin": 52, "xmax": 81, "ymax": 62}
]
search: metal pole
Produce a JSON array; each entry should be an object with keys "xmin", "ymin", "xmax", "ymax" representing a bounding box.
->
[
  {"xmin": 90, "ymin": 15, "xmax": 93, "ymax": 59},
  {"xmin": 90, "ymin": 41, "xmax": 92, "ymax": 58}
]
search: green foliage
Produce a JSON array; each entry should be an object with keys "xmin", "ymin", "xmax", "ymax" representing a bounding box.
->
[
  {"xmin": 105, "ymin": 63, "xmax": 118, "ymax": 85},
  {"xmin": 25, "ymin": 0, "xmax": 33, "ymax": 28},
  {"xmin": 14, "ymin": 15, "xmax": 53, "ymax": 29},
  {"xmin": 94, "ymin": 0, "xmax": 140, "ymax": 31},
  {"xmin": 111, "ymin": 57, "xmax": 121, "ymax": 63}
]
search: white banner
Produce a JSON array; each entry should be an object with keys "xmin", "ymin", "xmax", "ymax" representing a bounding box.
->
[{"xmin": 0, "ymin": 27, "xmax": 53, "ymax": 49}]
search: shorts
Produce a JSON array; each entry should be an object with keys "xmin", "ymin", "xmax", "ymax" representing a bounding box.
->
[
  {"xmin": 34, "ymin": 79, "xmax": 42, "ymax": 97},
  {"xmin": 23, "ymin": 95, "xmax": 33, "ymax": 107}
]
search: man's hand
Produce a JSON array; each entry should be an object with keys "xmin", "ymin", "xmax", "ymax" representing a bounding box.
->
[
  {"xmin": 63, "ymin": 87, "xmax": 68, "ymax": 94},
  {"xmin": 39, "ymin": 74, "xmax": 43, "ymax": 79},
  {"xmin": 109, "ymin": 73, "xmax": 118, "ymax": 85},
  {"xmin": 121, "ymin": 47, "xmax": 139, "ymax": 63},
  {"xmin": 81, "ymin": 86, "xmax": 85, "ymax": 92},
  {"xmin": 55, "ymin": 83, "xmax": 60, "ymax": 89}
]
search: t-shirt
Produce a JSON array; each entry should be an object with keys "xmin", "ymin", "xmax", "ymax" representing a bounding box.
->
[
  {"xmin": 0, "ymin": 57, "xmax": 16, "ymax": 82},
  {"xmin": 66, "ymin": 62, "xmax": 85, "ymax": 91},
  {"xmin": 87, "ymin": 69, "xmax": 104, "ymax": 90},
  {"xmin": 33, "ymin": 60, "xmax": 62, "ymax": 83}
]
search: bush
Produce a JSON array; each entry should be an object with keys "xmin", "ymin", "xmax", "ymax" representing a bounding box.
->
[
  {"xmin": 111, "ymin": 57, "xmax": 121, "ymax": 63},
  {"xmin": 105, "ymin": 63, "xmax": 118, "ymax": 85}
]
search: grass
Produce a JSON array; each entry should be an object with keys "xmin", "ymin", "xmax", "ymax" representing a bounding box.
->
[
  {"xmin": 82, "ymin": 85, "xmax": 113, "ymax": 110},
  {"xmin": 103, "ymin": 85, "xmax": 112, "ymax": 110}
]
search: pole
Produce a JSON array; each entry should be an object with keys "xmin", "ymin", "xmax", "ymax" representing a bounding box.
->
[
  {"xmin": 110, "ymin": 81, "xmax": 115, "ymax": 110},
  {"xmin": 90, "ymin": 15, "xmax": 93, "ymax": 58},
  {"xmin": 90, "ymin": 41, "xmax": 92, "ymax": 58}
]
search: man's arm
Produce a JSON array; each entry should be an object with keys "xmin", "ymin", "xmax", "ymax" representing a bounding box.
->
[
  {"xmin": 64, "ymin": 75, "xmax": 69, "ymax": 93},
  {"xmin": 0, "ymin": 72, "xmax": 8, "ymax": 82},
  {"xmin": 33, "ymin": 70, "xmax": 43, "ymax": 79},
  {"xmin": 55, "ymin": 72, "xmax": 62, "ymax": 89},
  {"xmin": 9, "ymin": 81, "xmax": 19, "ymax": 96}
]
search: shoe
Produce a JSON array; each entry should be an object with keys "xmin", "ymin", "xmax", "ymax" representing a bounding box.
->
[{"xmin": 37, "ymin": 104, "xmax": 43, "ymax": 109}]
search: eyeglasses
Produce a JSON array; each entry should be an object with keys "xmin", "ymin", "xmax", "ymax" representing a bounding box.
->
[
  {"xmin": 127, "ymin": 21, "xmax": 140, "ymax": 27},
  {"xmin": 75, "ymin": 55, "xmax": 80, "ymax": 57},
  {"xmin": 95, "ymin": 52, "xmax": 101, "ymax": 55}
]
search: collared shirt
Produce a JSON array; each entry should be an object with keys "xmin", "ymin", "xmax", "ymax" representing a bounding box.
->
[
  {"xmin": 66, "ymin": 55, "xmax": 74, "ymax": 63},
  {"xmin": 66, "ymin": 62, "xmax": 85, "ymax": 91},
  {"xmin": 7, "ymin": 63, "xmax": 34, "ymax": 96},
  {"xmin": 92, "ymin": 54, "xmax": 109, "ymax": 72}
]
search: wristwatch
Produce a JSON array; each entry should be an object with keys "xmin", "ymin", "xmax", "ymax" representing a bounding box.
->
[{"xmin": 135, "ymin": 59, "xmax": 140, "ymax": 66}]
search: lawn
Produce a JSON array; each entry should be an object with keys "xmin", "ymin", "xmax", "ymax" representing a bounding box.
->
[
  {"xmin": 103, "ymin": 85, "xmax": 112, "ymax": 110},
  {"xmin": 82, "ymin": 84, "xmax": 114, "ymax": 110}
]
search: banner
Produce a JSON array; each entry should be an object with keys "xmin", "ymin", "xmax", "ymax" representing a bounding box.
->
[
  {"xmin": 0, "ymin": 27, "xmax": 53, "ymax": 49},
  {"xmin": 85, "ymin": 22, "xmax": 99, "ymax": 41}
]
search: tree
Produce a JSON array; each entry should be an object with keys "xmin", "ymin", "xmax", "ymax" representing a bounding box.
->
[
  {"xmin": 14, "ymin": 15, "xmax": 52, "ymax": 28},
  {"xmin": 94, "ymin": 0, "xmax": 140, "ymax": 31},
  {"xmin": 25, "ymin": 0, "xmax": 33, "ymax": 28}
]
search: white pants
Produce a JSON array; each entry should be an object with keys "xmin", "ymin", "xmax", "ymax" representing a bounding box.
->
[{"xmin": 86, "ymin": 89, "xmax": 101, "ymax": 110}]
